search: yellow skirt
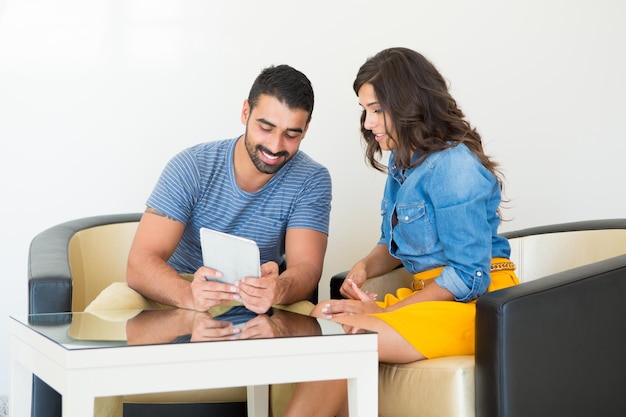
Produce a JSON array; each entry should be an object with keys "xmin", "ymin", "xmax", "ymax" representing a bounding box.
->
[{"xmin": 370, "ymin": 258, "xmax": 519, "ymax": 359}]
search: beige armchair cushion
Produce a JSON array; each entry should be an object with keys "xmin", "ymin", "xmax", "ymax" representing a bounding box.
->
[
  {"xmin": 379, "ymin": 356, "xmax": 475, "ymax": 417},
  {"xmin": 85, "ymin": 282, "xmax": 160, "ymax": 312}
]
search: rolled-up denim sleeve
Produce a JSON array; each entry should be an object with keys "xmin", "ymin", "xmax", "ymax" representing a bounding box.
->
[{"xmin": 435, "ymin": 265, "xmax": 490, "ymax": 302}]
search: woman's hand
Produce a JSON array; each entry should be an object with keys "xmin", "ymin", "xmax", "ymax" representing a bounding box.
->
[
  {"xmin": 340, "ymin": 245, "xmax": 398, "ymax": 300},
  {"xmin": 340, "ymin": 263, "xmax": 376, "ymax": 300},
  {"xmin": 340, "ymin": 273, "xmax": 378, "ymax": 301},
  {"xmin": 314, "ymin": 279, "xmax": 383, "ymax": 319}
]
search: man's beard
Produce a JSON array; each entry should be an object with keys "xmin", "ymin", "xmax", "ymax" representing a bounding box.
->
[{"xmin": 244, "ymin": 133, "xmax": 291, "ymax": 174}]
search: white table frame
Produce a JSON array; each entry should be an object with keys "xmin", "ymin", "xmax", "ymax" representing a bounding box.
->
[{"xmin": 9, "ymin": 315, "xmax": 378, "ymax": 417}]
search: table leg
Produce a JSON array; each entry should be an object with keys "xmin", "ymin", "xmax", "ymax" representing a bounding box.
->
[
  {"xmin": 247, "ymin": 385, "xmax": 269, "ymax": 417},
  {"xmin": 347, "ymin": 368, "xmax": 378, "ymax": 417},
  {"xmin": 9, "ymin": 362, "xmax": 31, "ymax": 417},
  {"xmin": 62, "ymin": 394, "xmax": 94, "ymax": 417}
]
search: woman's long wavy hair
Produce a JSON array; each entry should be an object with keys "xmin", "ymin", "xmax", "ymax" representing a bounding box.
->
[{"xmin": 353, "ymin": 47, "xmax": 503, "ymax": 186}]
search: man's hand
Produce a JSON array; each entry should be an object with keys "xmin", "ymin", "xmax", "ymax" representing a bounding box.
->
[
  {"xmin": 235, "ymin": 261, "xmax": 279, "ymax": 314},
  {"xmin": 190, "ymin": 312, "xmax": 242, "ymax": 342},
  {"xmin": 234, "ymin": 308, "xmax": 322, "ymax": 339},
  {"xmin": 190, "ymin": 266, "xmax": 242, "ymax": 311}
]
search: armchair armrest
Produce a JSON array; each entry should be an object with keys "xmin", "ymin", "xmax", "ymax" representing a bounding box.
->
[
  {"xmin": 475, "ymin": 254, "xmax": 626, "ymax": 417},
  {"xmin": 28, "ymin": 222, "xmax": 76, "ymax": 314}
]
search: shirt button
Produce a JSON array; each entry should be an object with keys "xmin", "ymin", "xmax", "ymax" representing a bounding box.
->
[
  {"xmin": 476, "ymin": 271, "xmax": 483, "ymax": 277},
  {"xmin": 404, "ymin": 216, "xmax": 409, "ymax": 221}
]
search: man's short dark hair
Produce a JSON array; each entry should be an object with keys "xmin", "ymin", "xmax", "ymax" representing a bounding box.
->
[{"xmin": 248, "ymin": 65, "xmax": 314, "ymax": 122}]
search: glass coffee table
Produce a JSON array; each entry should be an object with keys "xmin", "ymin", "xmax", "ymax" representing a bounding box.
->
[{"xmin": 9, "ymin": 305, "xmax": 378, "ymax": 417}]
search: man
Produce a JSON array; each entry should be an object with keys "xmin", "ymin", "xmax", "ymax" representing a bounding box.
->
[{"xmin": 127, "ymin": 64, "xmax": 331, "ymax": 315}]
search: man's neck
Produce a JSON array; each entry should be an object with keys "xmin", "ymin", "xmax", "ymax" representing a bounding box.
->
[{"xmin": 233, "ymin": 136, "xmax": 274, "ymax": 193}]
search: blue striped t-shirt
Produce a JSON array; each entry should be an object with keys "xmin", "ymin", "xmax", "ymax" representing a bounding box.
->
[{"xmin": 147, "ymin": 137, "xmax": 332, "ymax": 274}]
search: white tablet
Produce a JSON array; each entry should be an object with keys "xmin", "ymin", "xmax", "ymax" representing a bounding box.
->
[{"xmin": 200, "ymin": 228, "xmax": 261, "ymax": 285}]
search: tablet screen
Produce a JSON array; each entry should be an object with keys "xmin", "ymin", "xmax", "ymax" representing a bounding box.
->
[{"xmin": 200, "ymin": 228, "xmax": 261, "ymax": 285}]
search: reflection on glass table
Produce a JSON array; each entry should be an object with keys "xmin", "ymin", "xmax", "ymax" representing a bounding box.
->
[
  {"xmin": 128, "ymin": 305, "xmax": 324, "ymax": 345},
  {"xmin": 25, "ymin": 303, "xmax": 348, "ymax": 349}
]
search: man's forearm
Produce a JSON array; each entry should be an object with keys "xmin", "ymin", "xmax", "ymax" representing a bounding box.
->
[
  {"xmin": 275, "ymin": 263, "xmax": 321, "ymax": 305},
  {"xmin": 127, "ymin": 254, "xmax": 193, "ymax": 309}
]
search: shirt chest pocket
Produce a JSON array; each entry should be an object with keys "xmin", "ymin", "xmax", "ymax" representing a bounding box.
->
[
  {"xmin": 394, "ymin": 203, "xmax": 436, "ymax": 254},
  {"xmin": 396, "ymin": 204, "xmax": 425, "ymax": 224}
]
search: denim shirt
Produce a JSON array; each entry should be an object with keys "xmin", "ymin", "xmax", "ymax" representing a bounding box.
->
[{"xmin": 379, "ymin": 143, "xmax": 510, "ymax": 302}]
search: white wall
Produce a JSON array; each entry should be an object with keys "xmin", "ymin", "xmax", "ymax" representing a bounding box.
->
[{"xmin": 1, "ymin": 0, "xmax": 624, "ymax": 397}]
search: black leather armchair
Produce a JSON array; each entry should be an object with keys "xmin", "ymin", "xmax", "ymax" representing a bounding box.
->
[
  {"xmin": 475, "ymin": 221, "xmax": 626, "ymax": 417},
  {"xmin": 330, "ymin": 219, "xmax": 626, "ymax": 417}
]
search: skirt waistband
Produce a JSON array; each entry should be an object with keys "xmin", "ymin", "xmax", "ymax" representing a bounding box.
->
[{"xmin": 412, "ymin": 258, "xmax": 516, "ymax": 291}]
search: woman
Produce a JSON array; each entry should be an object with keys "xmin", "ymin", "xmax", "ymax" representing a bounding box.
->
[{"xmin": 282, "ymin": 47, "xmax": 519, "ymax": 417}]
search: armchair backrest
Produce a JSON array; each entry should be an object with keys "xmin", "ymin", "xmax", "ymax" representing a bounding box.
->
[
  {"xmin": 507, "ymin": 228, "xmax": 626, "ymax": 283},
  {"xmin": 68, "ymin": 221, "xmax": 139, "ymax": 311}
]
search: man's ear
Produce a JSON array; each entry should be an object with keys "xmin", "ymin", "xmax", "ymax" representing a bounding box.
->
[
  {"xmin": 301, "ymin": 117, "xmax": 312, "ymax": 139},
  {"xmin": 241, "ymin": 99, "xmax": 250, "ymax": 125}
]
